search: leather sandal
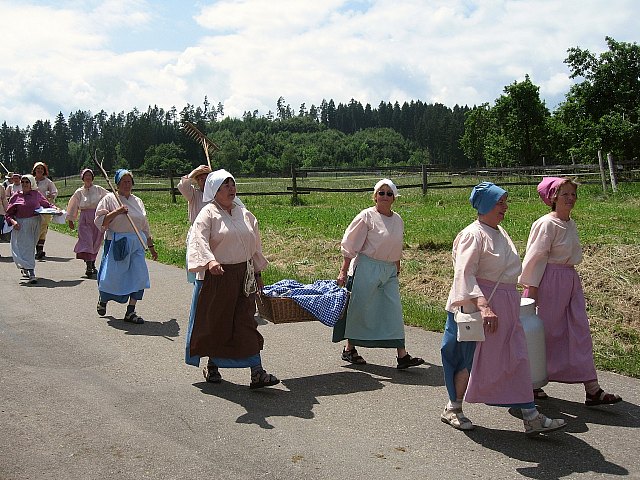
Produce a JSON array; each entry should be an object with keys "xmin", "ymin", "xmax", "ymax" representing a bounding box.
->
[
  {"xmin": 441, "ymin": 407, "xmax": 474, "ymax": 431},
  {"xmin": 342, "ymin": 347, "xmax": 366, "ymax": 365},
  {"xmin": 397, "ymin": 353, "xmax": 425, "ymax": 369},
  {"xmin": 585, "ymin": 389, "xmax": 622, "ymax": 406},
  {"xmin": 203, "ymin": 364, "xmax": 222, "ymax": 383},
  {"xmin": 533, "ymin": 388, "xmax": 549, "ymax": 399},
  {"xmin": 123, "ymin": 311, "xmax": 144, "ymax": 324},
  {"xmin": 250, "ymin": 369, "xmax": 280, "ymax": 389}
]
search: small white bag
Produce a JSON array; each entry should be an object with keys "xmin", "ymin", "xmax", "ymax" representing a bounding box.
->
[
  {"xmin": 454, "ymin": 277, "xmax": 502, "ymax": 342},
  {"xmin": 455, "ymin": 310, "xmax": 485, "ymax": 342}
]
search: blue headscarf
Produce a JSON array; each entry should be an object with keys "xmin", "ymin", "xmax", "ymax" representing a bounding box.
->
[
  {"xmin": 114, "ymin": 169, "xmax": 134, "ymax": 185},
  {"xmin": 469, "ymin": 182, "xmax": 506, "ymax": 214}
]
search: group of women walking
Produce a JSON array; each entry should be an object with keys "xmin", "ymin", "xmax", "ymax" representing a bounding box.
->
[
  {"xmin": 440, "ymin": 178, "xmax": 621, "ymax": 436},
  {"xmin": 1, "ymin": 162, "xmax": 622, "ymax": 434}
]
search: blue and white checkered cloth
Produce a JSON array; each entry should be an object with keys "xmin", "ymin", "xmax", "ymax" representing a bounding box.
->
[{"xmin": 262, "ymin": 279, "xmax": 348, "ymax": 327}]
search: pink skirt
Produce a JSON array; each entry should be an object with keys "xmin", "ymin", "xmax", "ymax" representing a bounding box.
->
[
  {"xmin": 533, "ymin": 263, "xmax": 597, "ymax": 383},
  {"xmin": 74, "ymin": 209, "xmax": 103, "ymax": 261},
  {"xmin": 465, "ymin": 280, "xmax": 534, "ymax": 405}
]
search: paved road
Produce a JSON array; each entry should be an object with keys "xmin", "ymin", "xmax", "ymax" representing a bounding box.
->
[{"xmin": 1, "ymin": 231, "xmax": 639, "ymax": 480}]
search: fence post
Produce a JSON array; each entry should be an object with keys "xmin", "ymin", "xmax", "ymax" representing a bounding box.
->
[
  {"xmin": 291, "ymin": 165, "xmax": 298, "ymax": 205},
  {"xmin": 169, "ymin": 170, "xmax": 177, "ymax": 203},
  {"xmin": 607, "ymin": 153, "xmax": 618, "ymax": 193},
  {"xmin": 421, "ymin": 164, "xmax": 428, "ymax": 195},
  {"xmin": 597, "ymin": 150, "xmax": 607, "ymax": 193}
]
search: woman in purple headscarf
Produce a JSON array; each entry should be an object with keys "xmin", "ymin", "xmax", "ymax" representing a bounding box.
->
[
  {"xmin": 66, "ymin": 168, "xmax": 108, "ymax": 277},
  {"xmin": 520, "ymin": 177, "xmax": 621, "ymax": 406},
  {"xmin": 440, "ymin": 182, "xmax": 566, "ymax": 436}
]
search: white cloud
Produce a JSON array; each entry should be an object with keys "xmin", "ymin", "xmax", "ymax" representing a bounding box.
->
[{"xmin": 0, "ymin": 0, "xmax": 638, "ymax": 126}]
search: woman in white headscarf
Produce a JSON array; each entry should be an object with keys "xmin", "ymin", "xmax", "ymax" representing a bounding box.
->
[
  {"xmin": 334, "ymin": 178, "xmax": 425, "ymax": 369},
  {"xmin": 5, "ymin": 174, "xmax": 60, "ymax": 283},
  {"xmin": 185, "ymin": 169, "xmax": 279, "ymax": 389}
]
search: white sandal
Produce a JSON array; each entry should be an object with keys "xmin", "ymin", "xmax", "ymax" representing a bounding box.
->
[
  {"xmin": 441, "ymin": 407, "xmax": 474, "ymax": 431},
  {"xmin": 523, "ymin": 414, "xmax": 567, "ymax": 436}
]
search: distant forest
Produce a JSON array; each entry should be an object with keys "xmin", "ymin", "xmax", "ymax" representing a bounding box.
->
[{"xmin": 1, "ymin": 37, "xmax": 638, "ymax": 178}]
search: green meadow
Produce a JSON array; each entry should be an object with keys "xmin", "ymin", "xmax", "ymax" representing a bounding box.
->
[{"xmin": 53, "ymin": 174, "xmax": 640, "ymax": 377}]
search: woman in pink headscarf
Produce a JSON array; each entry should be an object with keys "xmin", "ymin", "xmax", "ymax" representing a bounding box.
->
[
  {"xmin": 520, "ymin": 177, "xmax": 621, "ymax": 406},
  {"xmin": 65, "ymin": 168, "xmax": 108, "ymax": 277}
]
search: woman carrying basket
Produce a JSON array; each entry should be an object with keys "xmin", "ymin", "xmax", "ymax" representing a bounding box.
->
[
  {"xmin": 186, "ymin": 169, "xmax": 279, "ymax": 389},
  {"xmin": 334, "ymin": 178, "xmax": 424, "ymax": 369}
]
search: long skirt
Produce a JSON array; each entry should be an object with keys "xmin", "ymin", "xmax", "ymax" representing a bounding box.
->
[
  {"xmin": 185, "ymin": 277, "xmax": 261, "ymax": 368},
  {"xmin": 332, "ymin": 254, "xmax": 405, "ymax": 348},
  {"xmin": 189, "ymin": 263, "xmax": 264, "ymax": 361},
  {"xmin": 11, "ymin": 216, "xmax": 40, "ymax": 270},
  {"xmin": 441, "ymin": 311, "xmax": 476, "ymax": 402},
  {"xmin": 464, "ymin": 280, "xmax": 534, "ymax": 407},
  {"xmin": 535, "ymin": 263, "xmax": 597, "ymax": 383},
  {"xmin": 97, "ymin": 234, "xmax": 149, "ymax": 303},
  {"xmin": 74, "ymin": 209, "xmax": 102, "ymax": 261}
]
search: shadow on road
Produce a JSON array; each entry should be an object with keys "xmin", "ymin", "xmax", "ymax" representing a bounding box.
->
[
  {"xmin": 36, "ymin": 256, "xmax": 73, "ymax": 263},
  {"xmin": 463, "ymin": 397, "xmax": 636, "ymax": 479},
  {"xmin": 20, "ymin": 278, "xmax": 85, "ymax": 288},
  {"xmin": 105, "ymin": 316, "xmax": 180, "ymax": 339},
  {"xmin": 194, "ymin": 370, "xmax": 388, "ymax": 429},
  {"xmin": 341, "ymin": 362, "xmax": 445, "ymax": 387}
]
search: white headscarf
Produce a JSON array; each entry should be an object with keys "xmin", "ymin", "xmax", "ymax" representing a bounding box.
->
[
  {"xmin": 21, "ymin": 174, "xmax": 37, "ymax": 189},
  {"xmin": 373, "ymin": 178, "xmax": 400, "ymax": 197},
  {"xmin": 203, "ymin": 169, "xmax": 235, "ymax": 203}
]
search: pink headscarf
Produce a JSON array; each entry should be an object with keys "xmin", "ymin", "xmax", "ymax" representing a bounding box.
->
[
  {"xmin": 80, "ymin": 168, "xmax": 94, "ymax": 180},
  {"xmin": 537, "ymin": 177, "xmax": 566, "ymax": 206}
]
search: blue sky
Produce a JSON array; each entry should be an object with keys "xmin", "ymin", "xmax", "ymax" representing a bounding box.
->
[{"xmin": 0, "ymin": 0, "xmax": 638, "ymax": 128}]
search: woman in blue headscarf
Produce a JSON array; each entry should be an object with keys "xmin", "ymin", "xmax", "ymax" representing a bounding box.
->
[
  {"xmin": 440, "ymin": 182, "xmax": 566, "ymax": 436},
  {"xmin": 94, "ymin": 169, "xmax": 157, "ymax": 323}
]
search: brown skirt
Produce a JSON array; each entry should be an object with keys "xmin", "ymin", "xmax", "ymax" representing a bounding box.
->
[{"xmin": 190, "ymin": 262, "xmax": 263, "ymax": 359}]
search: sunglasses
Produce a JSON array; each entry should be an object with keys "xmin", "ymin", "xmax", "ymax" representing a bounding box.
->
[{"xmin": 377, "ymin": 190, "xmax": 394, "ymax": 197}]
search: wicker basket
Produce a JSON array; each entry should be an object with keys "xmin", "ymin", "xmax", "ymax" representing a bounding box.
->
[{"xmin": 256, "ymin": 295, "xmax": 317, "ymax": 324}]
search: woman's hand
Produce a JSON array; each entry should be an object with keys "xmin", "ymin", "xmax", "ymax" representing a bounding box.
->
[
  {"xmin": 12, "ymin": 221, "xmax": 20, "ymax": 231},
  {"xmin": 337, "ymin": 270, "xmax": 347, "ymax": 287},
  {"xmin": 256, "ymin": 275, "xmax": 264, "ymax": 292},
  {"xmin": 207, "ymin": 261, "xmax": 224, "ymax": 275},
  {"xmin": 524, "ymin": 286, "xmax": 538, "ymax": 302},
  {"xmin": 67, "ymin": 220, "xmax": 75, "ymax": 230},
  {"xmin": 479, "ymin": 305, "xmax": 499, "ymax": 334},
  {"xmin": 148, "ymin": 245, "xmax": 158, "ymax": 261},
  {"xmin": 116, "ymin": 205, "xmax": 128, "ymax": 216}
]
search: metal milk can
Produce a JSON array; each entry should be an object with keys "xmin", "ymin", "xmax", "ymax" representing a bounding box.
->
[{"xmin": 520, "ymin": 297, "xmax": 548, "ymax": 389}]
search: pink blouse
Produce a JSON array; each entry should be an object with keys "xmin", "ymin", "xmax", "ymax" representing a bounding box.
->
[
  {"xmin": 187, "ymin": 202, "xmax": 268, "ymax": 280},
  {"xmin": 446, "ymin": 220, "xmax": 522, "ymax": 312},
  {"xmin": 340, "ymin": 207, "xmax": 403, "ymax": 274},
  {"xmin": 66, "ymin": 185, "xmax": 109, "ymax": 221},
  {"xmin": 519, "ymin": 213, "xmax": 583, "ymax": 288},
  {"xmin": 177, "ymin": 176, "xmax": 207, "ymax": 225},
  {"xmin": 94, "ymin": 192, "xmax": 151, "ymax": 240}
]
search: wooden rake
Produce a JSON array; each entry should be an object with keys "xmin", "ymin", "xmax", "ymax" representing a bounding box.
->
[
  {"xmin": 181, "ymin": 121, "xmax": 219, "ymax": 170},
  {"xmin": 93, "ymin": 151, "xmax": 147, "ymax": 250}
]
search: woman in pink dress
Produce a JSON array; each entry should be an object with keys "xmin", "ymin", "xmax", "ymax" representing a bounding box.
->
[
  {"xmin": 440, "ymin": 182, "xmax": 566, "ymax": 436},
  {"xmin": 66, "ymin": 168, "xmax": 108, "ymax": 277},
  {"xmin": 520, "ymin": 177, "xmax": 621, "ymax": 406}
]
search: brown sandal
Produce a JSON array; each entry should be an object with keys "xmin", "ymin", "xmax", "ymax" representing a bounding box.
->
[{"xmin": 585, "ymin": 389, "xmax": 622, "ymax": 406}]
